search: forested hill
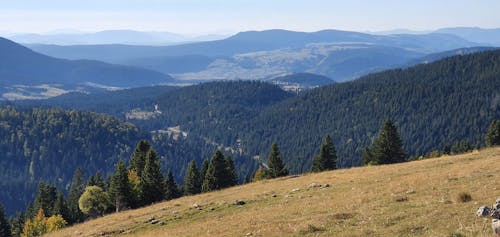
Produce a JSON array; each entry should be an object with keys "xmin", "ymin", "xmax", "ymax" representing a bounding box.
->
[
  {"xmin": 0, "ymin": 107, "xmax": 147, "ymax": 215},
  {"xmin": 239, "ymin": 49, "xmax": 500, "ymax": 171}
]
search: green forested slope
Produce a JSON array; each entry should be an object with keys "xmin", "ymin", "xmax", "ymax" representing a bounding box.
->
[
  {"xmin": 0, "ymin": 107, "xmax": 149, "ymax": 215},
  {"xmin": 240, "ymin": 50, "xmax": 500, "ymax": 171}
]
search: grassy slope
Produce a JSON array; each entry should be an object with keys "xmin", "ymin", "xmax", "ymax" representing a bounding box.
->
[{"xmin": 50, "ymin": 147, "xmax": 500, "ymax": 237}]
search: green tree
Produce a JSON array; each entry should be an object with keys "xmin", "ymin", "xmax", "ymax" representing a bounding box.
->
[
  {"xmin": 78, "ymin": 186, "xmax": 109, "ymax": 218},
  {"xmin": 129, "ymin": 140, "xmax": 151, "ymax": 177},
  {"xmin": 266, "ymin": 143, "xmax": 288, "ymax": 178},
  {"xmin": 0, "ymin": 203, "xmax": 11, "ymax": 237},
  {"xmin": 140, "ymin": 150, "xmax": 165, "ymax": 205},
  {"xmin": 451, "ymin": 140, "xmax": 472, "ymax": 154},
  {"xmin": 52, "ymin": 191, "xmax": 69, "ymax": 222},
  {"xmin": 202, "ymin": 150, "xmax": 229, "ymax": 192},
  {"xmin": 109, "ymin": 159, "xmax": 132, "ymax": 212},
  {"xmin": 199, "ymin": 159, "xmax": 209, "ymax": 188},
  {"xmin": 224, "ymin": 156, "xmax": 238, "ymax": 187},
  {"xmin": 311, "ymin": 135, "xmax": 337, "ymax": 172},
  {"xmin": 67, "ymin": 168, "xmax": 85, "ymax": 224},
  {"xmin": 34, "ymin": 183, "xmax": 57, "ymax": 217},
  {"xmin": 9, "ymin": 212, "xmax": 25, "ymax": 237},
  {"xmin": 183, "ymin": 160, "xmax": 201, "ymax": 195},
  {"xmin": 127, "ymin": 170, "xmax": 141, "ymax": 208},
  {"xmin": 165, "ymin": 170, "xmax": 181, "ymax": 200},
  {"xmin": 87, "ymin": 171, "xmax": 105, "ymax": 189},
  {"xmin": 365, "ymin": 120, "xmax": 406, "ymax": 165},
  {"xmin": 485, "ymin": 119, "xmax": 500, "ymax": 147}
]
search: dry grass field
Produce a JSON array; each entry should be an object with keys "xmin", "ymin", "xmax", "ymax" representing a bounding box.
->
[{"xmin": 49, "ymin": 147, "xmax": 500, "ymax": 237}]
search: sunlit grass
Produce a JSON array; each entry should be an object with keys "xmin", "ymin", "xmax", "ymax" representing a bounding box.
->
[{"xmin": 49, "ymin": 147, "xmax": 500, "ymax": 237}]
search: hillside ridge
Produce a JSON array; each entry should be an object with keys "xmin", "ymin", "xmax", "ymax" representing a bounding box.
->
[{"xmin": 49, "ymin": 147, "xmax": 500, "ymax": 237}]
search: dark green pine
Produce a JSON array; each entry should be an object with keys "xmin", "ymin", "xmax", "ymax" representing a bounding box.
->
[
  {"xmin": 266, "ymin": 143, "xmax": 288, "ymax": 178},
  {"xmin": 67, "ymin": 167, "xmax": 85, "ymax": 224},
  {"xmin": 224, "ymin": 156, "xmax": 238, "ymax": 187},
  {"xmin": 129, "ymin": 140, "xmax": 151, "ymax": 177},
  {"xmin": 485, "ymin": 119, "xmax": 500, "ymax": 147},
  {"xmin": 371, "ymin": 119, "xmax": 406, "ymax": 164},
  {"xmin": 165, "ymin": 170, "xmax": 181, "ymax": 200},
  {"xmin": 202, "ymin": 150, "xmax": 228, "ymax": 192},
  {"xmin": 109, "ymin": 159, "xmax": 132, "ymax": 212},
  {"xmin": 199, "ymin": 159, "xmax": 209, "ymax": 189},
  {"xmin": 0, "ymin": 203, "xmax": 11, "ymax": 237},
  {"xmin": 183, "ymin": 160, "xmax": 201, "ymax": 195},
  {"xmin": 140, "ymin": 149, "xmax": 165, "ymax": 205},
  {"xmin": 311, "ymin": 135, "xmax": 338, "ymax": 172},
  {"xmin": 34, "ymin": 182, "xmax": 57, "ymax": 216},
  {"xmin": 53, "ymin": 191, "xmax": 69, "ymax": 221}
]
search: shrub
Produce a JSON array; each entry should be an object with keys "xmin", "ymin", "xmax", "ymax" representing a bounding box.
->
[{"xmin": 455, "ymin": 192, "xmax": 472, "ymax": 203}]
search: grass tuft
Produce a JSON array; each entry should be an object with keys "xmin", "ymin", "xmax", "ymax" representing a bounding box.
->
[{"xmin": 455, "ymin": 192, "xmax": 472, "ymax": 203}]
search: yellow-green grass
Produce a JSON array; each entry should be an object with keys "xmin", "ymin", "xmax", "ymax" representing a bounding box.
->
[{"xmin": 49, "ymin": 147, "xmax": 500, "ymax": 237}]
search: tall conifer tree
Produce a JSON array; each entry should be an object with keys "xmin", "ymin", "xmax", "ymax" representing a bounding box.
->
[
  {"xmin": 199, "ymin": 159, "xmax": 209, "ymax": 188},
  {"xmin": 224, "ymin": 156, "xmax": 238, "ymax": 187},
  {"xmin": 202, "ymin": 150, "xmax": 228, "ymax": 192},
  {"xmin": 311, "ymin": 135, "xmax": 337, "ymax": 172},
  {"xmin": 0, "ymin": 203, "xmax": 11, "ymax": 237},
  {"xmin": 165, "ymin": 170, "xmax": 181, "ymax": 200},
  {"xmin": 67, "ymin": 168, "xmax": 85, "ymax": 224},
  {"xmin": 365, "ymin": 119, "xmax": 406, "ymax": 165},
  {"xmin": 183, "ymin": 160, "xmax": 201, "ymax": 195},
  {"xmin": 140, "ymin": 150, "xmax": 165, "ymax": 205},
  {"xmin": 109, "ymin": 159, "xmax": 132, "ymax": 212},
  {"xmin": 266, "ymin": 143, "xmax": 288, "ymax": 178},
  {"xmin": 129, "ymin": 140, "xmax": 151, "ymax": 177}
]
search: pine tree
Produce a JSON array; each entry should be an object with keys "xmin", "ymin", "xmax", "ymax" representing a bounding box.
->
[
  {"xmin": 199, "ymin": 159, "xmax": 209, "ymax": 188},
  {"xmin": 88, "ymin": 171, "xmax": 105, "ymax": 189},
  {"xmin": 67, "ymin": 168, "xmax": 85, "ymax": 224},
  {"xmin": 165, "ymin": 170, "xmax": 181, "ymax": 200},
  {"xmin": 109, "ymin": 159, "xmax": 132, "ymax": 212},
  {"xmin": 34, "ymin": 182, "xmax": 57, "ymax": 216},
  {"xmin": 311, "ymin": 135, "xmax": 337, "ymax": 172},
  {"xmin": 52, "ymin": 191, "xmax": 69, "ymax": 222},
  {"xmin": 129, "ymin": 140, "xmax": 151, "ymax": 177},
  {"xmin": 224, "ymin": 156, "xmax": 238, "ymax": 187},
  {"xmin": 361, "ymin": 147, "xmax": 374, "ymax": 165},
  {"xmin": 183, "ymin": 160, "xmax": 201, "ymax": 195},
  {"xmin": 10, "ymin": 212, "xmax": 24, "ymax": 237},
  {"xmin": 140, "ymin": 149, "xmax": 165, "ymax": 205},
  {"xmin": 485, "ymin": 119, "xmax": 500, "ymax": 147},
  {"xmin": 202, "ymin": 150, "xmax": 228, "ymax": 192},
  {"xmin": 266, "ymin": 143, "xmax": 288, "ymax": 178},
  {"xmin": 368, "ymin": 120, "xmax": 406, "ymax": 165},
  {"xmin": 0, "ymin": 203, "xmax": 11, "ymax": 237}
]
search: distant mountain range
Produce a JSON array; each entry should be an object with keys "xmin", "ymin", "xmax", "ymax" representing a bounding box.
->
[
  {"xmin": 5, "ymin": 30, "xmax": 228, "ymax": 45},
  {"xmin": 25, "ymin": 29, "xmax": 480, "ymax": 82},
  {"xmin": 434, "ymin": 27, "xmax": 500, "ymax": 46},
  {"xmin": 0, "ymin": 37, "xmax": 174, "ymax": 100},
  {"xmin": 1, "ymin": 28, "xmax": 498, "ymax": 100}
]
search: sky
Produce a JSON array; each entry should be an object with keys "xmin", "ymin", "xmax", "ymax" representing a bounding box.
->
[{"xmin": 0, "ymin": 0, "xmax": 499, "ymax": 35}]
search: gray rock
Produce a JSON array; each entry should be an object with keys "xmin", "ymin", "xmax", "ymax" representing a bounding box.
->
[
  {"xmin": 234, "ymin": 200, "xmax": 246, "ymax": 205},
  {"xmin": 477, "ymin": 205, "xmax": 492, "ymax": 217},
  {"xmin": 308, "ymin": 183, "xmax": 321, "ymax": 189},
  {"xmin": 493, "ymin": 198, "xmax": 500, "ymax": 210},
  {"xmin": 151, "ymin": 219, "xmax": 159, "ymax": 224},
  {"xmin": 492, "ymin": 209, "xmax": 500, "ymax": 219},
  {"xmin": 492, "ymin": 219, "xmax": 500, "ymax": 235}
]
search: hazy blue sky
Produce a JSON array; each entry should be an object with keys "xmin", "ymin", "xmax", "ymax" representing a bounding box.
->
[{"xmin": 0, "ymin": 0, "xmax": 499, "ymax": 35}]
